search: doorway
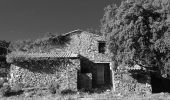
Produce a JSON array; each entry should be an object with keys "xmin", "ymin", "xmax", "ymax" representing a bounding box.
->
[
  {"xmin": 92, "ymin": 63, "xmax": 112, "ymax": 88},
  {"xmin": 151, "ymin": 73, "xmax": 170, "ymax": 93}
]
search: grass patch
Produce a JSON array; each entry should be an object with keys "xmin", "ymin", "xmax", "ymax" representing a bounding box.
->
[{"xmin": 1, "ymin": 87, "xmax": 170, "ymax": 100}]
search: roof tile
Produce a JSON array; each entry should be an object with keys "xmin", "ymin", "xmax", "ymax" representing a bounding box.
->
[{"xmin": 9, "ymin": 52, "xmax": 78, "ymax": 59}]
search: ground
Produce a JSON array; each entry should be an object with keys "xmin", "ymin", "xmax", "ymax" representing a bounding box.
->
[{"xmin": 1, "ymin": 89, "xmax": 170, "ymax": 100}]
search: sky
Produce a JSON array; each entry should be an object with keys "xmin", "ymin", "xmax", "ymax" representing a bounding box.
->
[{"xmin": 0, "ymin": 0, "xmax": 121, "ymax": 41}]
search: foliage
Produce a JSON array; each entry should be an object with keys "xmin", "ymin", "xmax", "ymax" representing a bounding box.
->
[
  {"xmin": 101, "ymin": 0, "xmax": 170, "ymax": 76},
  {"xmin": 86, "ymin": 28, "xmax": 102, "ymax": 35},
  {"xmin": 0, "ymin": 84, "xmax": 11, "ymax": 97},
  {"xmin": 11, "ymin": 83, "xmax": 23, "ymax": 92},
  {"xmin": 0, "ymin": 40, "xmax": 10, "ymax": 81},
  {"xmin": 9, "ymin": 33, "xmax": 71, "ymax": 53},
  {"xmin": 61, "ymin": 89, "xmax": 76, "ymax": 95},
  {"xmin": 48, "ymin": 81, "xmax": 60, "ymax": 94},
  {"xmin": 9, "ymin": 39, "xmax": 32, "ymax": 52},
  {"xmin": 0, "ymin": 40, "xmax": 10, "ymax": 49},
  {"xmin": 0, "ymin": 40, "xmax": 10, "ymax": 55},
  {"xmin": 0, "ymin": 78, "xmax": 5, "ymax": 88}
]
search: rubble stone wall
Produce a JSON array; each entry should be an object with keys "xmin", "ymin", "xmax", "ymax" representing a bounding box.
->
[
  {"xmin": 8, "ymin": 31, "xmax": 113, "ymax": 91},
  {"xmin": 52, "ymin": 31, "xmax": 112, "ymax": 63},
  {"xmin": 114, "ymin": 70, "xmax": 152, "ymax": 94},
  {"xmin": 9, "ymin": 59, "xmax": 80, "ymax": 91}
]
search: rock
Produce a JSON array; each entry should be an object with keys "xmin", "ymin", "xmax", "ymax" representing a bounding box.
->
[
  {"xmin": 24, "ymin": 92, "xmax": 34, "ymax": 97},
  {"xmin": 106, "ymin": 89, "xmax": 110, "ymax": 92},
  {"xmin": 0, "ymin": 78, "xmax": 5, "ymax": 86},
  {"xmin": 3, "ymin": 82, "xmax": 9, "ymax": 87},
  {"xmin": 117, "ymin": 93, "xmax": 123, "ymax": 97},
  {"xmin": 24, "ymin": 92, "xmax": 30, "ymax": 97}
]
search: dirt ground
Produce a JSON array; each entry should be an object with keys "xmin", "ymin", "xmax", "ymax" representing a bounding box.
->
[{"xmin": 1, "ymin": 90, "xmax": 170, "ymax": 100}]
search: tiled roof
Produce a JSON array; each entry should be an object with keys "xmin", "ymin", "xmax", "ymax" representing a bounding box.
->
[{"xmin": 8, "ymin": 52, "xmax": 79, "ymax": 59}]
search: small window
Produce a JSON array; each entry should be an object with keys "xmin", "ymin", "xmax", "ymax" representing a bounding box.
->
[{"xmin": 98, "ymin": 41, "xmax": 106, "ymax": 54}]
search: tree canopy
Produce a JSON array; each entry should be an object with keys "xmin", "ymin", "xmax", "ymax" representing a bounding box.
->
[
  {"xmin": 9, "ymin": 33, "xmax": 71, "ymax": 53},
  {"xmin": 0, "ymin": 40, "xmax": 10, "ymax": 55},
  {"xmin": 0, "ymin": 40, "xmax": 10, "ymax": 49},
  {"xmin": 101, "ymin": 0, "xmax": 170, "ymax": 76}
]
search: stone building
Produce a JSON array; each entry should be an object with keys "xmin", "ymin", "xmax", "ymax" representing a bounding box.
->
[
  {"xmin": 62, "ymin": 30, "xmax": 113, "ymax": 89},
  {"xmin": 6, "ymin": 30, "xmax": 152, "ymax": 93},
  {"xmin": 7, "ymin": 52, "xmax": 80, "ymax": 91},
  {"xmin": 6, "ymin": 30, "xmax": 113, "ymax": 91}
]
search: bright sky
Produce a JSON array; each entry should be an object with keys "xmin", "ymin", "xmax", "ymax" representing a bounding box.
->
[{"xmin": 0, "ymin": 0, "xmax": 121, "ymax": 41}]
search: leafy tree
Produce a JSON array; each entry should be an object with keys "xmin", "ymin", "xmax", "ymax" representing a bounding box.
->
[
  {"xmin": 0, "ymin": 40, "xmax": 10, "ymax": 77},
  {"xmin": 86, "ymin": 28, "xmax": 102, "ymax": 35},
  {"xmin": 9, "ymin": 39, "xmax": 32, "ymax": 52},
  {"xmin": 101, "ymin": 0, "xmax": 170, "ymax": 76},
  {"xmin": 9, "ymin": 32, "xmax": 71, "ymax": 53},
  {"xmin": 0, "ymin": 40, "xmax": 10, "ymax": 55},
  {"xmin": 0, "ymin": 40, "xmax": 10, "ymax": 49}
]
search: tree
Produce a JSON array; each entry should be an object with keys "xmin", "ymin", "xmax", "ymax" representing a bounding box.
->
[
  {"xmin": 0, "ymin": 40, "xmax": 10, "ymax": 55},
  {"xmin": 101, "ymin": 0, "xmax": 170, "ymax": 76},
  {"xmin": 9, "ymin": 32, "xmax": 71, "ymax": 53},
  {"xmin": 9, "ymin": 39, "xmax": 32, "ymax": 52}
]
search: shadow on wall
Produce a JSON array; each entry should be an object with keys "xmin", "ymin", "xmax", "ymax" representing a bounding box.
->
[
  {"xmin": 5, "ymin": 90, "xmax": 23, "ymax": 97},
  {"xmin": 78, "ymin": 56, "xmax": 94, "ymax": 90},
  {"xmin": 79, "ymin": 56, "xmax": 112, "ymax": 90},
  {"xmin": 129, "ymin": 70, "xmax": 150, "ymax": 84},
  {"xmin": 151, "ymin": 73, "xmax": 170, "ymax": 93},
  {"xmin": 14, "ymin": 59, "xmax": 73, "ymax": 74},
  {"xmin": 80, "ymin": 56, "xmax": 94, "ymax": 73}
]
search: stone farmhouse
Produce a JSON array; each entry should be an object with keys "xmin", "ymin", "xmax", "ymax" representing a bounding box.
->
[{"xmin": 6, "ymin": 30, "xmax": 152, "ymax": 94}]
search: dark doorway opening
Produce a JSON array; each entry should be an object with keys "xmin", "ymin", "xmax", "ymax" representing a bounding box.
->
[
  {"xmin": 151, "ymin": 73, "xmax": 170, "ymax": 93},
  {"xmin": 78, "ymin": 58, "xmax": 112, "ymax": 91},
  {"xmin": 92, "ymin": 63, "xmax": 112, "ymax": 89}
]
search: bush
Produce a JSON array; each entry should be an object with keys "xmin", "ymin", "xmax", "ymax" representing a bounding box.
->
[
  {"xmin": 61, "ymin": 89, "xmax": 76, "ymax": 95},
  {"xmin": 0, "ymin": 78, "xmax": 5, "ymax": 88},
  {"xmin": 48, "ymin": 81, "xmax": 60, "ymax": 94},
  {"xmin": 11, "ymin": 83, "xmax": 23, "ymax": 92},
  {"xmin": 0, "ymin": 83, "xmax": 11, "ymax": 97}
]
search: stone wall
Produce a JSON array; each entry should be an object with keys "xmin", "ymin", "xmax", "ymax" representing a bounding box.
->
[
  {"xmin": 8, "ymin": 31, "xmax": 113, "ymax": 91},
  {"xmin": 9, "ymin": 58, "xmax": 80, "ymax": 91},
  {"xmin": 114, "ymin": 69, "xmax": 152, "ymax": 95},
  {"xmin": 51, "ymin": 31, "xmax": 112, "ymax": 63}
]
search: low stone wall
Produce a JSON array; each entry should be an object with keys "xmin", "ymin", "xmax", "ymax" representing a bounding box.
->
[
  {"xmin": 114, "ymin": 70, "xmax": 152, "ymax": 95},
  {"xmin": 9, "ymin": 59, "xmax": 80, "ymax": 91}
]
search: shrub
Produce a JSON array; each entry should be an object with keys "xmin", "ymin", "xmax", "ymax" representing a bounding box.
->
[
  {"xmin": 11, "ymin": 83, "xmax": 23, "ymax": 92},
  {"xmin": 0, "ymin": 83, "xmax": 11, "ymax": 97},
  {"xmin": 61, "ymin": 89, "xmax": 76, "ymax": 95},
  {"xmin": 48, "ymin": 81, "xmax": 60, "ymax": 94},
  {"xmin": 0, "ymin": 78, "xmax": 5, "ymax": 88}
]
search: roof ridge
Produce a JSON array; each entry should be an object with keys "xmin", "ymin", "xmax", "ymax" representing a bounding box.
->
[{"xmin": 62, "ymin": 29, "xmax": 83, "ymax": 36}]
